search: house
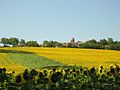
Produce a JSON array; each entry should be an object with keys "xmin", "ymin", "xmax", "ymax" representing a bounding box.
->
[
  {"xmin": 0, "ymin": 43, "xmax": 13, "ymax": 47},
  {"xmin": 62, "ymin": 38, "xmax": 82, "ymax": 48},
  {"xmin": 0, "ymin": 43, "xmax": 4, "ymax": 47}
]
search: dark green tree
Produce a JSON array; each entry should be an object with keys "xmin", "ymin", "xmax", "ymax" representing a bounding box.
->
[
  {"xmin": 43, "ymin": 40, "xmax": 61, "ymax": 47},
  {"xmin": 99, "ymin": 39, "xmax": 107, "ymax": 45},
  {"xmin": 107, "ymin": 38, "xmax": 113, "ymax": 45},
  {"xmin": 86, "ymin": 39, "xmax": 97, "ymax": 44},
  {"xmin": 9, "ymin": 37, "xmax": 19, "ymax": 46},
  {"xmin": 43, "ymin": 40, "xmax": 50, "ymax": 47},
  {"xmin": 54, "ymin": 41, "xmax": 62, "ymax": 47},
  {"xmin": 0, "ymin": 38, "xmax": 9, "ymax": 46},
  {"xmin": 106, "ymin": 44, "xmax": 120, "ymax": 50},
  {"xmin": 80, "ymin": 43, "xmax": 104, "ymax": 49},
  {"xmin": 19, "ymin": 39, "xmax": 26, "ymax": 46},
  {"xmin": 26, "ymin": 41, "xmax": 39, "ymax": 47}
]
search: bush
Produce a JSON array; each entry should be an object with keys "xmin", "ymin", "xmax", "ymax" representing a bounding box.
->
[
  {"xmin": 80, "ymin": 43, "xmax": 105, "ymax": 49},
  {"xmin": 106, "ymin": 44, "xmax": 120, "ymax": 50}
]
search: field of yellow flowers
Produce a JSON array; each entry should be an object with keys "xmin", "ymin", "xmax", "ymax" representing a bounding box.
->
[
  {"xmin": 1, "ymin": 47, "xmax": 120, "ymax": 68},
  {"xmin": 0, "ymin": 52, "xmax": 24, "ymax": 73}
]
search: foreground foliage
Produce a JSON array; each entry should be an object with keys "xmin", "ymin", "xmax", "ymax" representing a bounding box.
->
[{"xmin": 0, "ymin": 65, "xmax": 120, "ymax": 90}]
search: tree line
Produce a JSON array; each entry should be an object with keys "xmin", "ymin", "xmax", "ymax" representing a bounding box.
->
[
  {"xmin": 43, "ymin": 38, "xmax": 120, "ymax": 50},
  {"xmin": 0, "ymin": 37, "xmax": 39, "ymax": 47},
  {"xmin": 79, "ymin": 38, "xmax": 120, "ymax": 50},
  {"xmin": 1, "ymin": 37, "xmax": 120, "ymax": 50}
]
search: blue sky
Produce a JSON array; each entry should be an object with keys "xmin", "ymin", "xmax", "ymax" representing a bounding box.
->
[{"xmin": 0, "ymin": 0, "xmax": 120, "ymax": 43}]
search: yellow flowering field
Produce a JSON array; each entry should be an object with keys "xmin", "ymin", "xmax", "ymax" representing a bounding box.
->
[
  {"xmin": 0, "ymin": 52, "xmax": 24, "ymax": 73},
  {"xmin": 1, "ymin": 47, "xmax": 120, "ymax": 68}
]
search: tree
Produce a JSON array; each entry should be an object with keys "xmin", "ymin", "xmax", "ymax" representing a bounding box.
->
[
  {"xmin": 9, "ymin": 37, "xmax": 19, "ymax": 46},
  {"xmin": 0, "ymin": 38, "xmax": 9, "ymax": 46},
  {"xmin": 54, "ymin": 41, "xmax": 62, "ymax": 47},
  {"xmin": 80, "ymin": 43, "xmax": 104, "ymax": 49},
  {"xmin": 43, "ymin": 40, "xmax": 61, "ymax": 47},
  {"xmin": 107, "ymin": 38, "xmax": 113, "ymax": 45},
  {"xmin": 43, "ymin": 40, "xmax": 50, "ymax": 47},
  {"xmin": 99, "ymin": 39, "xmax": 107, "ymax": 45},
  {"xmin": 86, "ymin": 39, "xmax": 97, "ymax": 44},
  {"xmin": 19, "ymin": 39, "xmax": 26, "ymax": 46},
  {"xmin": 49, "ymin": 41, "xmax": 54, "ymax": 47},
  {"xmin": 106, "ymin": 44, "xmax": 120, "ymax": 50},
  {"xmin": 26, "ymin": 41, "xmax": 39, "ymax": 47}
]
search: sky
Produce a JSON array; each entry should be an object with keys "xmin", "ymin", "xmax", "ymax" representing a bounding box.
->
[{"xmin": 0, "ymin": 0, "xmax": 120, "ymax": 43}]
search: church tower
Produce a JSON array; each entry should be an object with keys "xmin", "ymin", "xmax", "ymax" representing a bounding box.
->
[{"xmin": 71, "ymin": 38, "xmax": 75, "ymax": 43}]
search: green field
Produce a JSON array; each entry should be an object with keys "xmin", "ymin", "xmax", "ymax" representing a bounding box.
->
[
  {"xmin": 8, "ymin": 53, "xmax": 64, "ymax": 69},
  {"xmin": 0, "ymin": 49, "xmax": 64, "ymax": 72}
]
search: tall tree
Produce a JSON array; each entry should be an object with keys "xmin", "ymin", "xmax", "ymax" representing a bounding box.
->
[
  {"xmin": 107, "ymin": 38, "xmax": 113, "ymax": 45},
  {"xmin": 9, "ymin": 37, "xmax": 19, "ymax": 46},
  {"xmin": 43, "ymin": 40, "xmax": 49, "ymax": 47},
  {"xmin": 86, "ymin": 39, "xmax": 97, "ymax": 44},
  {"xmin": 26, "ymin": 41, "xmax": 39, "ymax": 47},
  {"xmin": 19, "ymin": 39, "xmax": 26, "ymax": 46},
  {"xmin": 0, "ymin": 38, "xmax": 9, "ymax": 46},
  {"xmin": 99, "ymin": 39, "xmax": 107, "ymax": 45}
]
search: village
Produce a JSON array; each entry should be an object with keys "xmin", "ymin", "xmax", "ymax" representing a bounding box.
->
[{"xmin": 61, "ymin": 38, "xmax": 83, "ymax": 48}]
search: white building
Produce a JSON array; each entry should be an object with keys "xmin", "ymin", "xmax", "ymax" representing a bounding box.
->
[{"xmin": 0, "ymin": 43, "xmax": 4, "ymax": 47}]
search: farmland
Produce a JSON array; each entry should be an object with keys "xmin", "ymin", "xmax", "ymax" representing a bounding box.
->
[
  {"xmin": 0, "ymin": 47, "xmax": 120, "ymax": 71},
  {"xmin": 0, "ymin": 47, "xmax": 120, "ymax": 89},
  {"xmin": 0, "ymin": 52, "xmax": 24, "ymax": 73},
  {"xmin": 0, "ymin": 48, "xmax": 64, "ymax": 73}
]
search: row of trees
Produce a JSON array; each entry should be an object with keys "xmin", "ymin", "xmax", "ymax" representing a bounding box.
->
[
  {"xmin": 0, "ymin": 37, "xmax": 39, "ymax": 47},
  {"xmin": 1, "ymin": 37, "xmax": 120, "ymax": 50},
  {"xmin": 80, "ymin": 38, "xmax": 120, "ymax": 50},
  {"xmin": 43, "ymin": 40, "xmax": 62, "ymax": 47},
  {"xmin": 0, "ymin": 37, "xmax": 62, "ymax": 47},
  {"xmin": 42, "ymin": 38, "xmax": 120, "ymax": 50},
  {"xmin": 85, "ymin": 38, "xmax": 114, "ymax": 45}
]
